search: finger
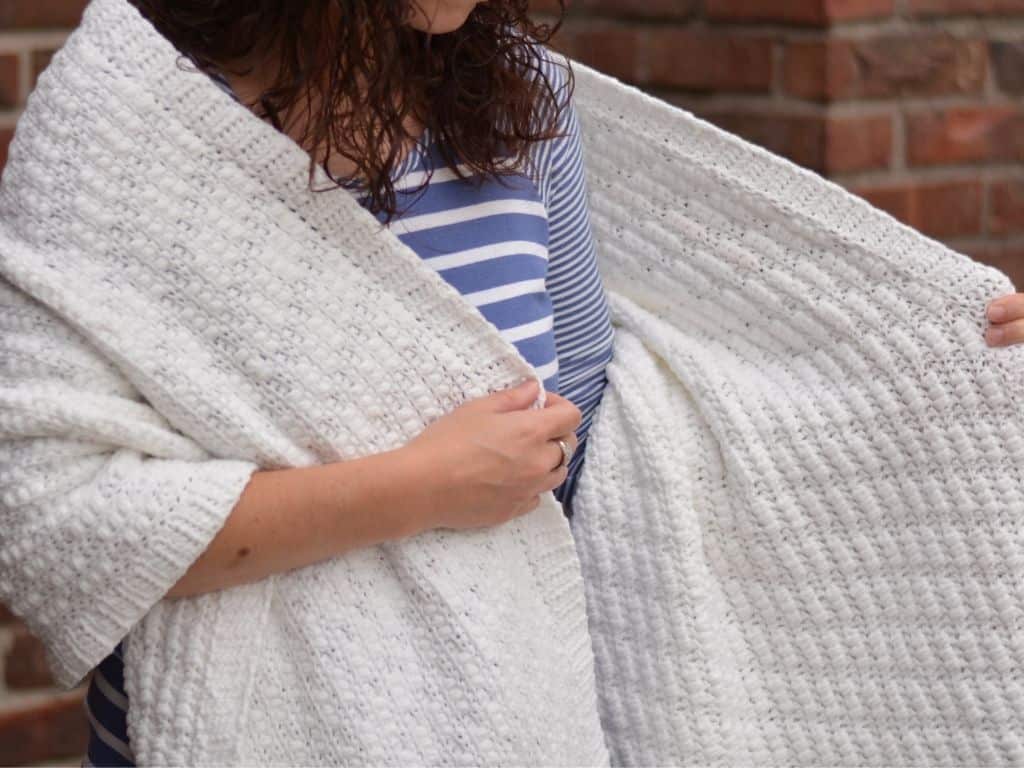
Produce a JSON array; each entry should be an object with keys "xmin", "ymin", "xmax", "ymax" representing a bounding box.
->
[
  {"xmin": 541, "ymin": 432, "xmax": 578, "ymax": 475},
  {"xmin": 559, "ymin": 431, "xmax": 580, "ymax": 455},
  {"xmin": 538, "ymin": 393, "xmax": 583, "ymax": 433},
  {"xmin": 508, "ymin": 398, "xmax": 581, "ymax": 440},
  {"xmin": 986, "ymin": 294, "xmax": 1024, "ymax": 324},
  {"xmin": 543, "ymin": 391, "xmax": 580, "ymax": 412},
  {"xmin": 470, "ymin": 379, "xmax": 539, "ymax": 413},
  {"xmin": 507, "ymin": 494, "xmax": 542, "ymax": 523},
  {"xmin": 533, "ymin": 456, "xmax": 570, "ymax": 495},
  {"xmin": 985, "ymin": 317, "xmax": 1024, "ymax": 346}
]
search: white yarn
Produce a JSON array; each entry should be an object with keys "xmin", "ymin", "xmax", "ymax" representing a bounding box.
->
[{"xmin": 1, "ymin": 0, "xmax": 1022, "ymax": 765}]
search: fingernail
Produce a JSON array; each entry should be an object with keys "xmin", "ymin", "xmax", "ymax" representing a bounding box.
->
[
  {"xmin": 987, "ymin": 327, "xmax": 1004, "ymax": 344},
  {"xmin": 988, "ymin": 303, "xmax": 1007, "ymax": 322}
]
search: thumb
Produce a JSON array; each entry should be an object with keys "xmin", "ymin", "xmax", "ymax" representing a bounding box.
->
[{"xmin": 481, "ymin": 378, "xmax": 540, "ymax": 413}]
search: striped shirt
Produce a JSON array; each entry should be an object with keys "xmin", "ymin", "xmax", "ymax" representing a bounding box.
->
[{"xmin": 83, "ymin": 46, "xmax": 614, "ymax": 767}]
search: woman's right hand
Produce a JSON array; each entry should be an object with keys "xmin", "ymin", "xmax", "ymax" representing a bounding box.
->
[{"xmin": 402, "ymin": 379, "xmax": 580, "ymax": 533}]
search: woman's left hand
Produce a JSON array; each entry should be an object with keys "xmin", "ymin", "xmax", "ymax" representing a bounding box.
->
[{"xmin": 985, "ymin": 293, "xmax": 1024, "ymax": 346}]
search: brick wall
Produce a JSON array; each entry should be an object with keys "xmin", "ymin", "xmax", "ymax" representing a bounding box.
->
[
  {"xmin": 1, "ymin": 1, "xmax": 1021, "ymax": 281},
  {"xmin": 0, "ymin": 5, "xmax": 92, "ymax": 766},
  {"xmin": 0, "ymin": 607, "xmax": 87, "ymax": 766},
  {"xmin": 1, "ymin": 3, "xmax": 106, "ymax": 764},
  {"xmin": 538, "ymin": 0, "xmax": 1024, "ymax": 287},
  {"xmin": 0, "ymin": 0, "xmax": 1022, "ymax": 764}
]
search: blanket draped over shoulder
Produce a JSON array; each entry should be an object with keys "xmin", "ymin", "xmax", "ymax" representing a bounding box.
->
[{"xmin": 1, "ymin": 0, "xmax": 1022, "ymax": 764}]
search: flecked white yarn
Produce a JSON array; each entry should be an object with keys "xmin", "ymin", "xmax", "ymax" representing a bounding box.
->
[
  {"xmin": 571, "ymin": 63, "xmax": 1024, "ymax": 767},
  {"xmin": 0, "ymin": 0, "xmax": 1022, "ymax": 765}
]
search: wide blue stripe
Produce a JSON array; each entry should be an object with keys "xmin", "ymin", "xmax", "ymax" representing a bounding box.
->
[
  {"xmin": 392, "ymin": 171, "xmax": 542, "ymax": 216},
  {"xmin": 436, "ymin": 253, "xmax": 550, "ymax": 294},
  {"xmin": 512, "ymin": 334, "xmax": 561, "ymax": 368},
  {"xmin": 393, "ymin": 213, "xmax": 550, "ymax": 257},
  {"xmin": 472, "ymin": 291, "xmax": 554, "ymax": 329}
]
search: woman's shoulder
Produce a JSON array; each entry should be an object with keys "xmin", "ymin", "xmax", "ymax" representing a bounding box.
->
[
  {"xmin": 526, "ymin": 41, "xmax": 574, "ymax": 125},
  {"xmin": 515, "ymin": 41, "xmax": 582, "ymax": 195}
]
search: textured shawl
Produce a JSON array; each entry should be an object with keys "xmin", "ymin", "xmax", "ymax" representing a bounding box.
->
[{"xmin": 1, "ymin": 0, "xmax": 1023, "ymax": 765}]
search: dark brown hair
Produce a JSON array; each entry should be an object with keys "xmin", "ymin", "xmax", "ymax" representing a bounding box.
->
[{"xmin": 129, "ymin": 1, "xmax": 573, "ymax": 223}]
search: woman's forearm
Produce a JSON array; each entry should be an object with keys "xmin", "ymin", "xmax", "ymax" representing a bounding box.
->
[{"xmin": 165, "ymin": 445, "xmax": 430, "ymax": 599}]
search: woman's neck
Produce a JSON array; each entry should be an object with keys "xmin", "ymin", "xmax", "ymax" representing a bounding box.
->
[{"xmin": 213, "ymin": 50, "xmax": 426, "ymax": 182}]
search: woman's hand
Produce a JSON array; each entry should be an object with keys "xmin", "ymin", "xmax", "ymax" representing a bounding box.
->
[
  {"xmin": 985, "ymin": 293, "xmax": 1024, "ymax": 346},
  {"xmin": 401, "ymin": 379, "xmax": 580, "ymax": 533}
]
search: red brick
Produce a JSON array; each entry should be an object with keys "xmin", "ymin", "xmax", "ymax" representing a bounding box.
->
[
  {"xmin": 853, "ymin": 180, "xmax": 984, "ymax": 238},
  {"xmin": 706, "ymin": 112, "xmax": 827, "ymax": 169},
  {"xmin": 991, "ymin": 41, "xmax": 1024, "ymax": 96},
  {"xmin": 0, "ymin": 690, "xmax": 89, "ymax": 765},
  {"xmin": 574, "ymin": 0, "xmax": 697, "ymax": 17},
  {"xmin": 707, "ymin": 0, "xmax": 894, "ymax": 25},
  {"xmin": 555, "ymin": 23, "xmax": 643, "ymax": 82},
  {"xmin": 529, "ymin": 0, "xmax": 566, "ymax": 14},
  {"xmin": 990, "ymin": 179, "xmax": 1024, "ymax": 235},
  {"xmin": 906, "ymin": 106, "xmax": 1024, "ymax": 166},
  {"xmin": 825, "ymin": 113, "xmax": 893, "ymax": 172},
  {"xmin": 968, "ymin": 245, "xmax": 1024, "ymax": 289},
  {"xmin": 783, "ymin": 41, "xmax": 832, "ymax": 101},
  {"xmin": 0, "ymin": 53, "xmax": 18, "ymax": 108},
  {"xmin": 707, "ymin": 0, "xmax": 830, "ymax": 24},
  {"xmin": 0, "ymin": 0, "xmax": 87, "ymax": 28},
  {"xmin": 824, "ymin": 0, "xmax": 897, "ymax": 20},
  {"xmin": 5, "ymin": 625, "xmax": 55, "ymax": 689},
  {"xmin": 703, "ymin": 109, "xmax": 891, "ymax": 173},
  {"xmin": 0, "ymin": 128, "xmax": 13, "ymax": 174},
  {"xmin": 647, "ymin": 29, "xmax": 773, "ymax": 92},
  {"xmin": 910, "ymin": 0, "xmax": 1024, "ymax": 15},
  {"xmin": 783, "ymin": 35, "xmax": 986, "ymax": 100},
  {"xmin": 30, "ymin": 48, "xmax": 56, "ymax": 91}
]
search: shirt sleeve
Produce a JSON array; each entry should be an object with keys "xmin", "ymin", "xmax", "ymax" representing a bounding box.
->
[
  {"xmin": 530, "ymin": 47, "xmax": 616, "ymax": 511},
  {"xmin": 0, "ymin": 276, "xmax": 260, "ymax": 689}
]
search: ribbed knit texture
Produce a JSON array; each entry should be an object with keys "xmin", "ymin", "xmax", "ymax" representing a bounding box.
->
[
  {"xmin": 1, "ymin": 0, "xmax": 1023, "ymax": 765},
  {"xmin": 0, "ymin": 1, "xmax": 607, "ymax": 764},
  {"xmin": 569, "ymin": 62, "xmax": 1024, "ymax": 766},
  {"xmin": 80, "ymin": 47, "xmax": 615, "ymax": 764}
]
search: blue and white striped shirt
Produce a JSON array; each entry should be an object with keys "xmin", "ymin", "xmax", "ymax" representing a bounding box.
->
[{"xmin": 82, "ymin": 46, "xmax": 614, "ymax": 767}]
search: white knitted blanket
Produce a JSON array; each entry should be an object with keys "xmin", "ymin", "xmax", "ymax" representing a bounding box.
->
[{"xmin": 2, "ymin": 0, "xmax": 1023, "ymax": 765}]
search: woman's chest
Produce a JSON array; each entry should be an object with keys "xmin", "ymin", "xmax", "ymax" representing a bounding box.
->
[{"xmin": 366, "ymin": 144, "xmax": 562, "ymax": 392}]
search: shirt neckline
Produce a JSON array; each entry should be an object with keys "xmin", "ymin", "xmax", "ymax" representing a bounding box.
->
[{"xmin": 194, "ymin": 56, "xmax": 433, "ymax": 195}]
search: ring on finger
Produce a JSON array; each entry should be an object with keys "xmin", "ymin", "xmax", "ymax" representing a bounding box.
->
[{"xmin": 553, "ymin": 437, "xmax": 574, "ymax": 471}]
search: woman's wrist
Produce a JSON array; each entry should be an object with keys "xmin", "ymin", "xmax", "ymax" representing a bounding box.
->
[
  {"xmin": 381, "ymin": 442, "xmax": 442, "ymax": 539},
  {"xmin": 166, "ymin": 442, "xmax": 442, "ymax": 599}
]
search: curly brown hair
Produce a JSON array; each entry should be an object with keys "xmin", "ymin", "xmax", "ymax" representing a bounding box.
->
[{"xmin": 128, "ymin": 0, "xmax": 573, "ymax": 223}]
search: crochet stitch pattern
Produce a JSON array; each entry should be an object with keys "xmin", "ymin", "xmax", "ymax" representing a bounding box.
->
[
  {"xmin": 1, "ymin": 0, "xmax": 1023, "ymax": 764},
  {"xmin": 571, "ymin": 63, "xmax": 1024, "ymax": 765}
]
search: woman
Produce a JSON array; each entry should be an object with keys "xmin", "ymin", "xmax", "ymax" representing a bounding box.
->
[
  {"xmin": 78, "ymin": 0, "xmax": 614, "ymax": 764},
  {"xmin": 1, "ymin": 0, "xmax": 1019, "ymax": 764}
]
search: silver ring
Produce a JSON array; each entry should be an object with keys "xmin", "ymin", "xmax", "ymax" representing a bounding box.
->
[{"xmin": 555, "ymin": 438, "xmax": 573, "ymax": 470}]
